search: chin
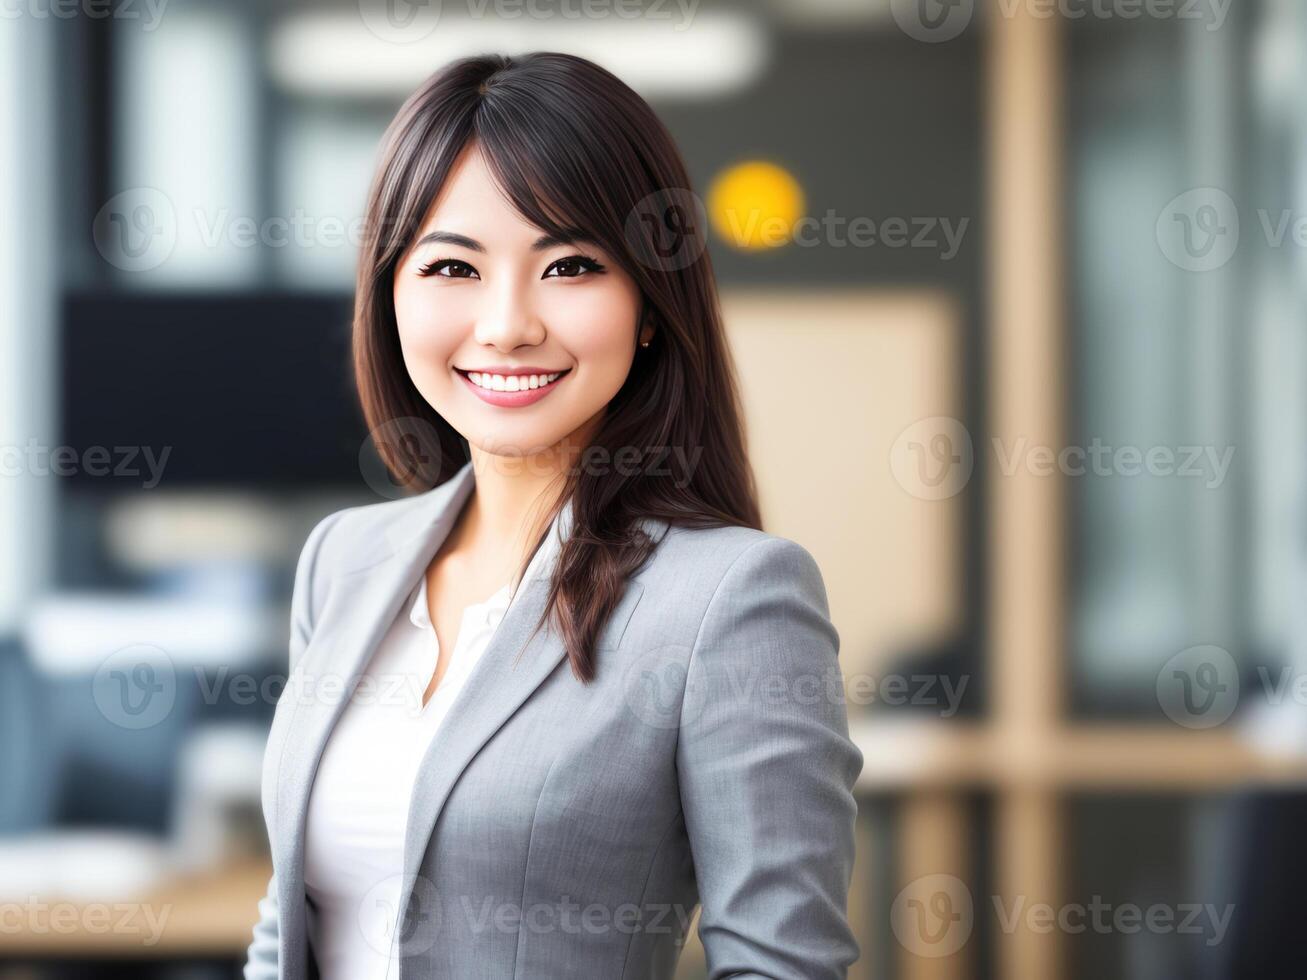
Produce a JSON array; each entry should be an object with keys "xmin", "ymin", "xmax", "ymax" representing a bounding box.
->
[{"xmin": 473, "ymin": 428, "xmax": 569, "ymax": 458}]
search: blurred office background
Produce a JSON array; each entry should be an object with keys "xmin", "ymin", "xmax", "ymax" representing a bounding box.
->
[{"xmin": 2, "ymin": 0, "xmax": 1306, "ymax": 977}]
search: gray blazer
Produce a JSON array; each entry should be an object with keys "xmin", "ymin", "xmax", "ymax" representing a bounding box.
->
[{"xmin": 244, "ymin": 459, "xmax": 863, "ymax": 980}]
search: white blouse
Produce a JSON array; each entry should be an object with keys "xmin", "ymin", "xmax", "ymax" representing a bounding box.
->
[{"xmin": 302, "ymin": 530, "xmax": 556, "ymax": 980}]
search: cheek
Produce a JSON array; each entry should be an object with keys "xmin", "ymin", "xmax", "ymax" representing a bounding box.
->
[
  {"xmin": 393, "ymin": 281, "xmax": 466, "ymax": 369},
  {"xmin": 542, "ymin": 282, "xmax": 638, "ymax": 373}
]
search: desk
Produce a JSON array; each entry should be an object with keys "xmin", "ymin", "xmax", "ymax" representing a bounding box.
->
[{"xmin": 0, "ymin": 858, "xmax": 270, "ymax": 958}]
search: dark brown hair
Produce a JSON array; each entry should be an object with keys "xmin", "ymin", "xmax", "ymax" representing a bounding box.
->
[{"xmin": 354, "ymin": 51, "xmax": 760, "ymax": 682}]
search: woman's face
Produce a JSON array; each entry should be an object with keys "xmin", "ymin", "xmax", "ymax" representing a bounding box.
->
[{"xmin": 393, "ymin": 143, "xmax": 647, "ymax": 460}]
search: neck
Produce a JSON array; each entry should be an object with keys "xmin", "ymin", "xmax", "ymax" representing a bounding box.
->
[{"xmin": 461, "ymin": 429, "xmax": 590, "ymax": 568}]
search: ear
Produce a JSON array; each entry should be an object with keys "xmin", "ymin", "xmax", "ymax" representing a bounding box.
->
[{"xmin": 637, "ymin": 304, "xmax": 656, "ymax": 347}]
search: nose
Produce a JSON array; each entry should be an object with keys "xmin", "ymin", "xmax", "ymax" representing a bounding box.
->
[{"xmin": 473, "ymin": 279, "xmax": 546, "ymax": 351}]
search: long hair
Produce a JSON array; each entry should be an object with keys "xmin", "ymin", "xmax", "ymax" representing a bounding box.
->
[{"xmin": 354, "ymin": 51, "xmax": 760, "ymax": 682}]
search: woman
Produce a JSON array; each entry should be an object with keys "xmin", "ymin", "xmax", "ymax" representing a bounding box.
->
[{"xmin": 245, "ymin": 51, "xmax": 863, "ymax": 980}]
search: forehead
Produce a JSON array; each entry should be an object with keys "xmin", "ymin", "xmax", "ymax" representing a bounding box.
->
[{"xmin": 417, "ymin": 143, "xmax": 541, "ymax": 243}]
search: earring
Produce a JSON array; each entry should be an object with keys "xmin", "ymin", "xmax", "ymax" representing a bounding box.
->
[{"xmin": 640, "ymin": 340, "xmax": 651, "ymax": 348}]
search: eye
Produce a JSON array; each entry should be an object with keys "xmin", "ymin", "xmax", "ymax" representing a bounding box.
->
[
  {"xmin": 417, "ymin": 258, "xmax": 480, "ymax": 279},
  {"xmin": 543, "ymin": 254, "xmax": 606, "ymax": 279}
]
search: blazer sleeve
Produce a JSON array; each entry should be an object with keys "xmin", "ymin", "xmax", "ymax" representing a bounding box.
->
[
  {"xmin": 243, "ymin": 511, "xmax": 339, "ymax": 980},
  {"xmin": 676, "ymin": 536, "xmax": 864, "ymax": 979}
]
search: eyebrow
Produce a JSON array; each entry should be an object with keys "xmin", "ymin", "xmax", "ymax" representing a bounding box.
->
[{"xmin": 413, "ymin": 230, "xmax": 596, "ymax": 252}]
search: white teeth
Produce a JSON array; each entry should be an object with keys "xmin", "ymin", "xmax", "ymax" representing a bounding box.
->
[{"xmin": 467, "ymin": 371, "xmax": 563, "ymax": 392}]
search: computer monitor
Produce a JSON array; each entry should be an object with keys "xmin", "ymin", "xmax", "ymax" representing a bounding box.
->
[{"xmin": 60, "ymin": 291, "xmax": 368, "ymax": 490}]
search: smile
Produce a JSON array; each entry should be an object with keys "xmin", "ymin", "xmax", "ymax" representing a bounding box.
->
[
  {"xmin": 466, "ymin": 370, "xmax": 564, "ymax": 392},
  {"xmin": 455, "ymin": 368, "xmax": 571, "ymax": 407}
]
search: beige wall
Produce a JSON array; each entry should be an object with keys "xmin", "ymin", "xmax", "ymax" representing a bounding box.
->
[{"xmin": 722, "ymin": 289, "xmax": 964, "ymax": 681}]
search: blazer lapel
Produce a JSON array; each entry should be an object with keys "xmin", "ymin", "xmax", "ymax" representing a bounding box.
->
[
  {"xmin": 270, "ymin": 460, "xmax": 478, "ymax": 942},
  {"xmin": 392, "ymin": 501, "xmax": 585, "ymax": 953},
  {"xmin": 269, "ymin": 456, "xmax": 653, "ymax": 973}
]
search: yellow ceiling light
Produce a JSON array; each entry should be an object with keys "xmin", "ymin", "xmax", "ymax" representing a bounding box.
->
[{"xmin": 707, "ymin": 160, "xmax": 806, "ymax": 251}]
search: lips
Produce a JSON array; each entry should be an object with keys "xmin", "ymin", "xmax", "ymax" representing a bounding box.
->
[
  {"xmin": 455, "ymin": 367, "xmax": 571, "ymax": 408},
  {"xmin": 462, "ymin": 369, "xmax": 565, "ymax": 392}
]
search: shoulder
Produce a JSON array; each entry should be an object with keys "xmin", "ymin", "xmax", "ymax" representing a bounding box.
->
[
  {"xmin": 637, "ymin": 522, "xmax": 833, "ymax": 630},
  {"xmin": 645, "ymin": 522, "xmax": 826, "ymax": 588},
  {"xmin": 301, "ymin": 492, "xmax": 430, "ymax": 574},
  {"xmin": 300, "ymin": 460, "xmax": 476, "ymax": 576},
  {"xmin": 624, "ymin": 524, "xmax": 842, "ymax": 721},
  {"xmin": 289, "ymin": 488, "xmax": 441, "ymax": 628}
]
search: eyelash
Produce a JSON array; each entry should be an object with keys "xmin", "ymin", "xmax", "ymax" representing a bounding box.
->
[{"xmin": 415, "ymin": 254, "xmax": 607, "ymax": 279}]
